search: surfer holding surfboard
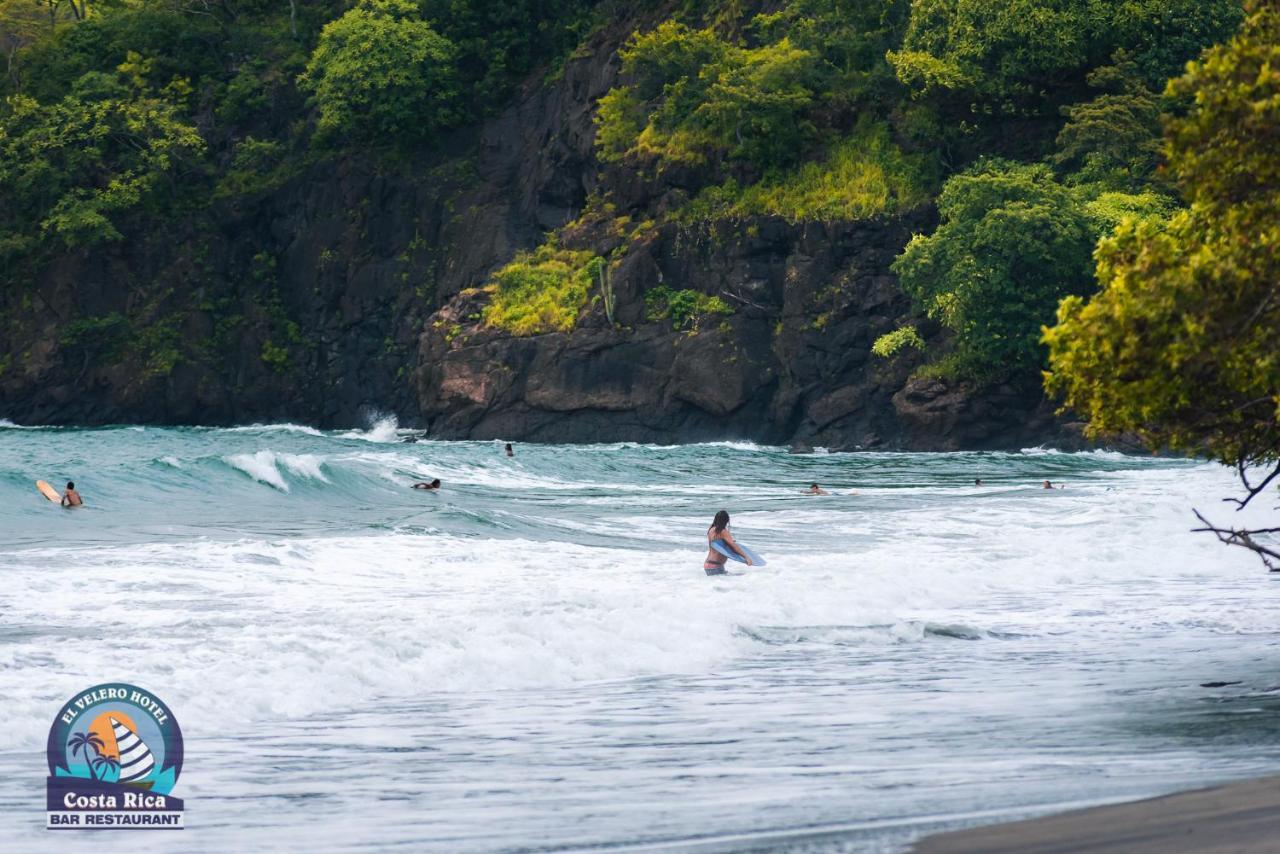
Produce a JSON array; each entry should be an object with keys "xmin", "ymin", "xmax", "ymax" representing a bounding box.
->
[
  {"xmin": 704, "ymin": 510, "xmax": 765, "ymax": 575},
  {"xmin": 35, "ymin": 479, "xmax": 82, "ymax": 506}
]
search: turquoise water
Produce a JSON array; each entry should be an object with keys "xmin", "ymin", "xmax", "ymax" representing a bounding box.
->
[{"xmin": 2, "ymin": 420, "xmax": 1279, "ymax": 851}]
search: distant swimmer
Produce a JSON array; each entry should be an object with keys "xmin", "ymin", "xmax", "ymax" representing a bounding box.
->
[
  {"xmin": 705, "ymin": 510, "xmax": 751, "ymax": 575},
  {"xmin": 805, "ymin": 483, "xmax": 829, "ymax": 495},
  {"xmin": 505, "ymin": 443, "xmax": 514, "ymax": 457},
  {"xmin": 61, "ymin": 481, "xmax": 83, "ymax": 507},
  {"xmin": 975, "ymin": 478, "xmax": 982, "ymax": 486},
  {"xmin": 411, "ymin": 479, "xmax": 441, "ymax": 491},
  {"xmin": 1043, "ymin": 479, "xmax": 1064, "ymax": 490}
]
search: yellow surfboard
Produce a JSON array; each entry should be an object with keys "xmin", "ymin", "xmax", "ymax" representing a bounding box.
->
[{"xmin": 35, "ymin": 480, "xmax": 61, "ymax": 502}]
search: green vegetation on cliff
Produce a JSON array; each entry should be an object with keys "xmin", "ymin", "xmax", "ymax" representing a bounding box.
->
[
  {"xmin": 0, "ymin": 75, "xmax": 202, "ymax": 256},
  {"xmin": 299, "ymin": 0, "xmax": 459, "ymax": 145},
  {"xmin": 0, "ymin": 0, "xmax": 1265, "ymax": 466},
  {"xmin": 482, "ymin": 244, "xmax": 600, "ymax": 336},
  {"xmin": 1044, "ymin": 2, "xmax": 1278, "ymax": 567},
  {"xmin": 678, "ymin": 120, "xmax": 934, "ymax": 223},
  {"xmin": 0, "ymin": 0, "xmax": 599, "ymax": 265},
  {"xmin": 644, "ymin": 286, "xmax": 732, "ymax": 331},
  {"xmin": 890, "ymin": 160, "xmax": 1096, "ymax": 377},
  {"xmin": 1045, "ymin": 3, "xmax": 1280, "ymax": 470},
  {"xmin": 870, "ymin": 1, "xmax": 1241, "ymax": 381}
]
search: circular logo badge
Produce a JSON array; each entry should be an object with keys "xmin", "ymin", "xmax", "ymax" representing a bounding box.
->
[{"xmin": 47, "ymin": 683, "xmax": 183, "ymax": 795}]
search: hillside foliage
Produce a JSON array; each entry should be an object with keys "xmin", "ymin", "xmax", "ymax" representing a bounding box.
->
[{"xmin": 0, "ymin": 0, "xmax": 1256, "ymax": 388}]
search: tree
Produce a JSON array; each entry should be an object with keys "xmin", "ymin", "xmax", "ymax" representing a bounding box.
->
[
  {"xmin": 595, "ymin": 21, "xmax": 817, "ymax": 170},
  {"xmin": 889, "ymin": 0, "xmax": 1093, "ymax": 111},
  {"xmin": 890, "ymin": 160, "xmax": 1094, "ymax": 378},
  {"xmin": 299, "ymin": 0, "xmax": 459, "ymax": 147},
  {"xmin": 68, "ymin": 730, "xmax": 105, "ymax": 780},
  {"xmin": 0, "ymin": 0, "xmax": 45, "ymax": 90},
  {"xmin": 756, "ymin": 0, "xmax": 909, "ymax": 115},
  {"xmin": 1044, "ymin": 3, "xmax": 1280, "ymax": 568},
  {"xmin": 1051, "ymin": 56, "xmax": 1165, "ymax": 192},
  {"xmin": 0, "ymin": 72, "xmax": 204, "ymax": 254},
  {"xmin": 420, "ymin": 0, "xmax": 597, "ymax": 107},
  {"xmin": 92, "ymin": 753, "xmax": 121, "ymax": 781},
  {"xmin": 888, "ymin": 0, "xmax": 1242, "ymax": 128}
]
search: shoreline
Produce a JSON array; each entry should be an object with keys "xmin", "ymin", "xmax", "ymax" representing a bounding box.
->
[{"xmin": 911, "ymin": 775, "xmax": 1280, "ymax": 853}]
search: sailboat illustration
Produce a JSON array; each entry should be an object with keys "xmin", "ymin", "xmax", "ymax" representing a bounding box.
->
[{"xmin": 110, "ymin": 717, "xmax": 156, "ymax": 787}]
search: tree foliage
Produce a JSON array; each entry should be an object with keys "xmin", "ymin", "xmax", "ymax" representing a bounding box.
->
[
  {"xmin": 421, "ymin": 0, "xmax": 598, "ymax": 105},
  {"xmin": 0, "ymin": 72, "xmax": 203, "ymax": 254},
  {"xmin": 596, "ymin": 21, "xmax": 819, "ymax": 169},
  {"xmin": 892, "ymin": 160, "xmax": 1095, "ymax": 377},
  {"xmin": 1052, "ymin": 57, "xmax": 1165, "ymax": 191},
  {"xmin": 889, "ymin": 0, "xmax": 1241, "ymax": 125},
  {"xmin": 756, "ymin": 0, "xmax": 909, "ymax": 115},
  {"xmin": 299, "ymin": 0, "xmax": 459, "ymax": 146},
  {"xmin": 1045, "ymin": 3, "xmax": 1280, "ymax": 467}
]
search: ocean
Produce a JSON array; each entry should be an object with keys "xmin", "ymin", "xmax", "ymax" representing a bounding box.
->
[{"xmin": 2, "ymin": 420, "xmax": 1278, "ymax": 851}]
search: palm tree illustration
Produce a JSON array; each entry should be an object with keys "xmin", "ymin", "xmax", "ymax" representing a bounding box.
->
[
  {"xmin": 68, "ymin": 731, "xmax": 105, "ymax": 781},
  {"xmin": 93, "ymin": 754, "xmax": 121, "ymax": 782}
]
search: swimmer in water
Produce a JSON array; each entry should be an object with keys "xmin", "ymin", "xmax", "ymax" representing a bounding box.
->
[
  {"xmin": 805, "ymin": 483, "xmax": 829, "ymax": 495},
  {"xmin": 411, "ymin": 479, "xmax": 441, "ymax": 491},
  {"xmin": 705, "ymin": 510, "xmax": 751, "ymax": 575},
  {"xmin": 61, "ymin": 481, "xmax": 83, "ymax": 507}
]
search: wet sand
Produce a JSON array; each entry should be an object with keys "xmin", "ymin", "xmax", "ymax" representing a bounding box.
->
[{"xmin": 913, "ymin": 776, "xmax": 1280, "ymax": 853}]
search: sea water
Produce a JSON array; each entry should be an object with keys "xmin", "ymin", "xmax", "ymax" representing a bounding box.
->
[{"xmin": 1, "ymin": 421, "xmax": 1278, "ymax": 852}]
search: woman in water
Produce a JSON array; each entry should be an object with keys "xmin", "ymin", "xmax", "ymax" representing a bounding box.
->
[{"xmin": 705, "ymin": 510, "xmax": 752, "ymax": 575}]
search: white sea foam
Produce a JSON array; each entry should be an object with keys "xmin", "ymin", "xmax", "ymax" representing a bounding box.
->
[
  {"xmin": 279, "ymin": 453, "xmax": 330, "ymax": 482},
  {"xmin": 227, "ymin": 422, "xmax": 325, "ymax": 436},
  {"xmin": 224, "ymin": 450, "xmax": 290, "ymax": 491},
  {"xmin": 223, "ymin": 450, "xmax": 333, "ymax": 490},
  {"xmin": 2, "ymin": 431, "xmax": 1277, "ymax": 851},
  {"xmin": 2, "ymin": 460, "xmax": 1270, "ymax": 752},
  {"xmin": 339, "ymin": 414, "xmax": 400, "ymax": 443}
]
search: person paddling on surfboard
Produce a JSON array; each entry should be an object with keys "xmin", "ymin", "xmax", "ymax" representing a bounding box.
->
[
  {"xmin": 705, "ymin": 510, "xmax": 751, "ymax": 575},
  {"xmin": 61, "ymin": 481, "xmax": 83, "ymax": 507}
]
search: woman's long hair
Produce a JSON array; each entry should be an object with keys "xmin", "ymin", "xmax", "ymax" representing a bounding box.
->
[{"xmin": 711, "ymin": 510, "xmax": 729, "ymax": 533}]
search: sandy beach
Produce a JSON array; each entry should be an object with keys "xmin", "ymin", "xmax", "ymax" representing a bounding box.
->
[{"xmin": 913, "ymin": 775, "xmax": 1280, "ymax": 853}]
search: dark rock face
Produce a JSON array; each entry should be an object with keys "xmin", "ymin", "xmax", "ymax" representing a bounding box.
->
[
  {"xmin": 0, "ymin": 8, "xmax": 1082, "ymax": 450},
  {"xmin": 416, "ymin": 216, "xmax": 1081, "ymax": 450}
]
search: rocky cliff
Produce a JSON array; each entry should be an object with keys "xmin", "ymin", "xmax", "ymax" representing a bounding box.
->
[{"xmin": 0, "ymin": 8, "xmax": 1079, "ymax": 449}]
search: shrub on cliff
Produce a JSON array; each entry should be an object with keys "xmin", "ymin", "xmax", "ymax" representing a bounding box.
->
[
  {"xmin": 678, "ymin": 120, "xmax": 935, "ymax": 223},
  {"xmin": 892, "ymin": 160, "xmax": 1095, "ymax": 379},
  {"xmin": 421, "ymin": 0, "xmax": 598, "ymax": 106},
  {"xmin": 596, "ymin": 21, "xmax": 819, "ymax": 170},
  {"xmin": 1044, "ymin": 3, "xmax": 1280, "ymax": 567},
  {"xmin": 299, "ymin": 0, "xmax": 459, "ymax": 147},
  {"xmin": 889, "ymin": 0, "xmax": 1242, "ymax": 121},
  {"xmin": 0, "ymin": 72, "xmax": 203, "ymax": 255},
  {"xmin": 482, "ymin": 244, "xmax": 600, "ymax": 336},
  {"xmin": 643, "ymin": 286, "xmax": 732, "ymax": 331}
]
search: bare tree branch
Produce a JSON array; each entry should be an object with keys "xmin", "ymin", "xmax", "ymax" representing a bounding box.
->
[
  {"xmin": 1193, "ymin": 508, "xmax": 1280, "ymax": 572},
  {"xmin": 1225, "ymin": 459, "xmax": 1280, "ymax": 510}
]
